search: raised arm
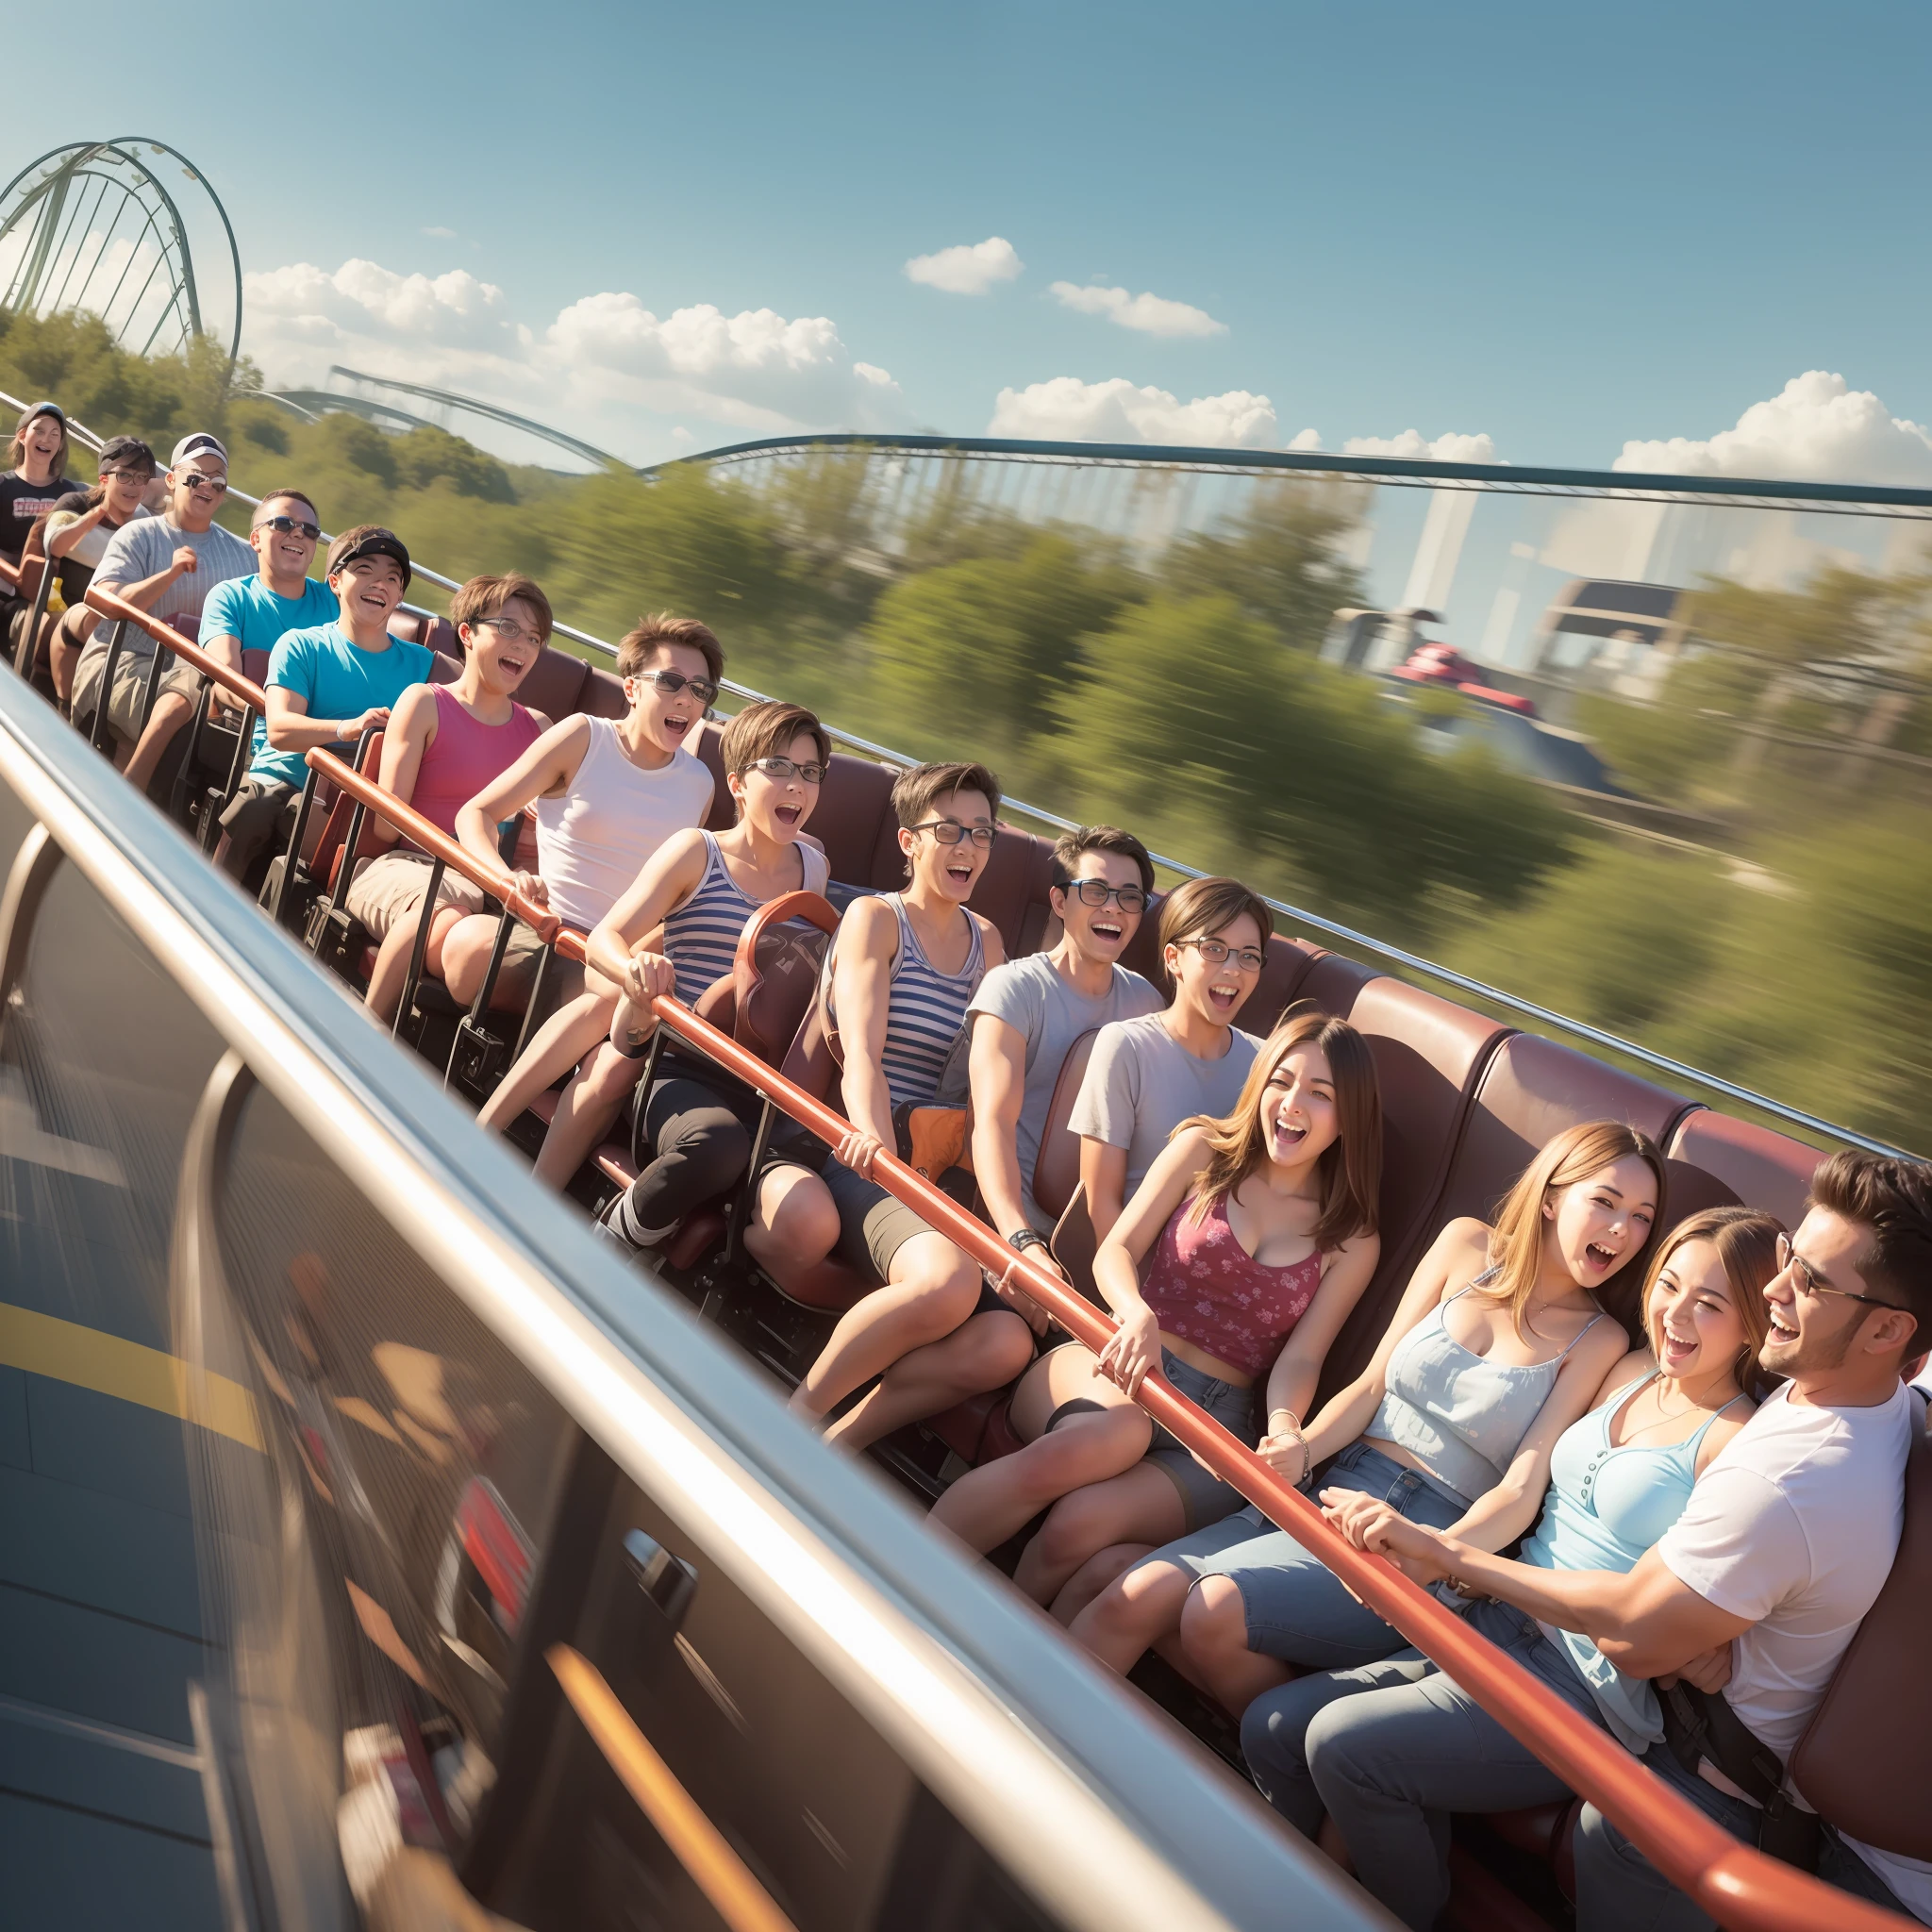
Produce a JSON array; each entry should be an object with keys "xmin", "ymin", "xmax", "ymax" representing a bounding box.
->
[
  {"xmin": 46, "ymin": 503, "xmax": 106, "ymax": 559},
  {"xmin": 452, "ymin": 713, "xmax": 590, "ymax": 909}
]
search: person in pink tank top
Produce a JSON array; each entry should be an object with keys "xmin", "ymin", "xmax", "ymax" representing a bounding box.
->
[
  {"xmin": 346, "ymin": 574, "xmax": 552, "ymax": 1022},
  {"xmin": 928, "ymin": 1008, "xmax": 1384, "ymax": 1610}
]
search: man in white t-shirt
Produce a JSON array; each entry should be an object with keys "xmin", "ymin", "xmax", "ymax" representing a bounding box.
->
[{"xmin": 1562, "ymin": 1150, "xmax": 1932, "ymax": 1930}]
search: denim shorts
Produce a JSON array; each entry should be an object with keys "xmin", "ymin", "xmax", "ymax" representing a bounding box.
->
[
  {"xmin": 1142, "ymin": 1351, "xmax": 1258, "ymax": 1532},
  {"xmin": 1137, "ymin": 1440, "xmax": 1474, "ymax": 1671}
]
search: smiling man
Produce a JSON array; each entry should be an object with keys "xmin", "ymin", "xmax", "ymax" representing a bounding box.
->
[
  {"xmin": 76, "ymin": 431, "xmax": 256, "ymax": 792},
  {"xmin": 198, "ymin": 486, "xmax": 336, "ymax": 680},
  {"xmin": 217, "ymin": 525, "xmax": 433, "ymax": 884}
]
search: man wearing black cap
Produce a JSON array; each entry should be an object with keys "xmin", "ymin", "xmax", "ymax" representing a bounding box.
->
[
  {"xmin": 75, "ymin": 431, "xmax": 255, "ymax": 792},
  {"xmin": 217, "ymin": 524, "xmax": 434, "ymax": 885},
  {"xmin": 38, "ymin": 436, "xmax": 158, "ymax": 709}
]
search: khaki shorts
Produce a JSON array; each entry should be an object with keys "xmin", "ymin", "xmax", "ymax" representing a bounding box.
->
[
  {"xmin": 824, "ymin": 1158, "xmax": 976, "ymax": 1285},
  {"xmin": 72, "ymin": 637, "xmax": 202, "ymax": 740},
  {"xmin": 344, "ymin": 849, "xmax": 489, "ymax": 941}
]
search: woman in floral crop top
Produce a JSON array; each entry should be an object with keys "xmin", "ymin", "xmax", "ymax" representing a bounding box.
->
[{"xmin": 928, "ymin": 1007, "xmax": 1383, "ymax": 1607}]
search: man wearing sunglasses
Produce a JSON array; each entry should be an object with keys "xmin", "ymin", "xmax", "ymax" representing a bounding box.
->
[
  {"xmin": 198, "ymin": 488, "xmax": 336, "ymax": 687},
  {"xmin": 75, "ymin": 432, "xmax": 256, "ymax": 794},
  {"xmin": 968, "ymin": 825, "xmax": 1164, "ymax": 1271},
  {"xmin": 36, "ymin": 435, "xmax": 157, "ymax": 709}
]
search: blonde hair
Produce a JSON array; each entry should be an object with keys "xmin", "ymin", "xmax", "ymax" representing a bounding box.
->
[
  {"xmin": 1479, "ymin": 1120, "xmax": 1666, "ymax": 1339},
  {"xmin": 1641, "ymin": 1206, "xmax": 1780, "ymax": 1396},
  {"xmin": 1178, "ymin": 1006, "xmax": 1381, "ymax": 1252}
]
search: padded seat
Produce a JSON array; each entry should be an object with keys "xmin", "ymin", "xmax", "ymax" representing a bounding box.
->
[
  {"xmin": 514, "ymin": 643, "xmax": 592, "ymax": 720},
  {"xmin": 1296, "ymin": 947, "xmax": 1379, "ymax": 1020},
  {"xmin": 1663, "ymin": 1108, "xmax": 1824, "ymax": 1234},
  {"xmin": 966, "ymin": 824, "xmax": 1058, "ymax": 958},
  {"xmin": 1790, "ymin": 1425, "xmax": 1932, "ymax": 1860}
]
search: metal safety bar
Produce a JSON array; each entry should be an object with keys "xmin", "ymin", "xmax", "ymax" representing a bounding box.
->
[
  {"xmin": 24, "ymin": 381, "xmax": 1915, "ymax": 1152},
  {"xmin": 76, "ymin": 583, "xmax": 1911, "ymax": 1932}
]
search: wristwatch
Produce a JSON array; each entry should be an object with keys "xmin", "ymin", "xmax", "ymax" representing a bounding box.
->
[{"xmin": 1007, "ymin": 1229, "xmax": 1049, "ymax": 1254}]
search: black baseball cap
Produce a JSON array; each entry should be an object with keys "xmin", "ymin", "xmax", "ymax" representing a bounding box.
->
[
  {"xmin": 95, "ymin": 434, "xmax": 156, "ymax": 475},
  {"xmin": 15, "ymin": 400, "xmax": 63, "ymax": 433},
  {"xmin": 325, "ymin": 524, "xmax": 412, "ymax": 590}
]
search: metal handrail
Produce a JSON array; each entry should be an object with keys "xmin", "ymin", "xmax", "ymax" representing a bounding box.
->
[
  {"xmin": 37, "ymin": 378, "xmax": 1911, "ymax": 1153},
  {"xmin": 76, "ymin": 584, "xmax": 1915, "ymax": 1932}
]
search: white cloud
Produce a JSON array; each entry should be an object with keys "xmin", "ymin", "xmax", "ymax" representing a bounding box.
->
[
  {"xmin": 421, "ymin": 225, "xmax": 457, "ymax": 240},
  {"xmin": 1049, "ymin": 281, "xmax": 1225, "ymax": 339},
  {"xmin": 904, "ymin": 236, "xmax": 1024, "ymax": 295},
  {"xmin": 987, "ymin": 376, "xmax": 1276, "ymax": 448},
  {"xmin": 1612, "ymin": 371, "xmax": 1932, "ymax": 486},
  {"xmin": 1286, "ymin": 426, "xmax": 1323, "ymax": 451},
  {"xmin": 1341, "ymin": 428, "xmax": 1498, "ymax": 463},
  {"xmin": 242, "ymin": 258, "xmax": 908, "ymax": 458}
]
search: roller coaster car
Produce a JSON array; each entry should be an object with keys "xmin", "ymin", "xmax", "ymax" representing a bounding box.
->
[{"xmin": 1392, "ymin": 641, "xmax": 1538, "ymax": 716}]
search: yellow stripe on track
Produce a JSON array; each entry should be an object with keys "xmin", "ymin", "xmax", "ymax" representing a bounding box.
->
[{"xmin": 0, "ymin": 1302, "xmax": 263, "ymax": 1451}]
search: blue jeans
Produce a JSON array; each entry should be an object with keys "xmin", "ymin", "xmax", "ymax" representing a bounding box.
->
[
  {"xmin": 1143, "ymin": 1441, "xmax": 1471, "ymax": 1670},
  {"xmin": 1575, "ymin": 1736, "xmax": 1913, "ymax": 1931},
  {"xmin": 1242, "ymin": 1599, "xmax": 1601, "ymax": 1930}
]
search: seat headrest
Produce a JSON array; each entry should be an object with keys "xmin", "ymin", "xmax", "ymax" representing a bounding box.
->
[{"xmin": 1033, "ymin": 1026, "xmax": 1102, "ymax": 1223}]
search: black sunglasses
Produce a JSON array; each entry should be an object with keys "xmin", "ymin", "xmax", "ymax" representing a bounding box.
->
[
  {"xmin": 255, "ymin": 514, "xmax": 322, "ymax": 541},
  {"xmin": 633, "ymin": 668, "xmax": 720, "ymax": 707}
]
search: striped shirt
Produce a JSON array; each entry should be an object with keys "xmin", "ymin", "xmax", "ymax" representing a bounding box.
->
[
  {"xmin": 829, "ymin": 892, "xmax": 987, "ymax": 1111},
  {"xmin": 663, "ymin": 831, "xmax": 829, "ymax": 1006}
]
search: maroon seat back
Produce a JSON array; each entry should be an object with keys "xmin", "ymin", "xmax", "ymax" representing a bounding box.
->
[
  {"xmin": 1664, "ymin": 1108, "xmax": 1824, "ymax": 1234},
  {"xmin": 515, "ymin": 643, "xmax": 592, "ymax": 721},
  {"xmin": 1297, "ymin": 947, "xmax": 1379, "ymax": 1020},
  {"xmin": 579, "ymin": 665, "xmax": 628, "ymax": 720},
  {"xmin": 966, "ymin": 824, "xmax": 1058, "ymax": 959},
  {"xmin": 733, "ymin": 891, "xmax": 840, "ymax": 1068},
  {"xmin": 691, "ymin": 724, "xmax": 739, "ymax": 832},
  {"xmin": 1790, "ymin": 1426, "xmax": 1932, "ymax": 1859},
  {"xmin": 805, "ymin": 753, "xmax": 896, "ymax": 889},
  {"xmin": 1238, "ymin": 935, "xmax": 1324, "ymax": 1036},
  {"xmin": 310, "ymin": 732, "xmax": 390, "ymax": 892},
  {"xmin": 1033, "ymin": 1027, "xmax": 1102, "ymax": 1226},
  {"xmin": 1313, "ymin": 980, "xmax": 1513, "ymax": 1396}
]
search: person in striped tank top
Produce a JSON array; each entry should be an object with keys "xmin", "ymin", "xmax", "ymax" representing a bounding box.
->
[
  {"xmin": 582, "ymin": 701, "xmax": 831, "ymax": 1253},
  {"xmin": 750, "ymin": 762, "xmax": 1035, "ymax": 1451}
]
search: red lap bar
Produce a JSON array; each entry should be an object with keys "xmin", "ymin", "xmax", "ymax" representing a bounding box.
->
[{"xmin": 74, "ymin": 579, "xmax": 1910, "ymax": 1932}]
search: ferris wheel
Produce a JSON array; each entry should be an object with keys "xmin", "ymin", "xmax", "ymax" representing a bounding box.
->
[{"xmin": 0, "ymin": 137, "xmax": 242, "ymax": 378}]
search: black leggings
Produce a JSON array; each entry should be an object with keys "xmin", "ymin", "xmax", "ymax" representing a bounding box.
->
[{"xmin": 607, "ymin": 1066, "xmax": 759, "ymax": 1246}]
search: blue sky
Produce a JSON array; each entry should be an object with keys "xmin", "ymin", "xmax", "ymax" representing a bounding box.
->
[{"xmin": 9, "ymin": 0, "xmax": 1932, "ymax": 475}]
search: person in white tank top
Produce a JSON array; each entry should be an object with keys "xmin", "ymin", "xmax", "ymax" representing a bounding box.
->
[{"xmin": 458, "ymin": 616, "xmax": 720, "ymax": 1185}]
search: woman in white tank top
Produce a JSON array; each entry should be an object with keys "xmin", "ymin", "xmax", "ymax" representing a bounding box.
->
[{"xmin": 460, "ymin": 620, "xmax": 721, "ymax": 1186}]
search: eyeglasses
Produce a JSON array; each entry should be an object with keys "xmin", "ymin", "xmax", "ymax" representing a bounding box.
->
[
  {"xmin": 1774, "ymin": 1232, "xmax": 1904, "ymax": 1313},
  {"xmin": 1179, "ymin": 937, "xmax": 1266, "ymax": 974},
  {"xmin": 1061, "ymin": 878, "xmax": 1147, "ymax": 914},
  {"xmin": 475, "ymin": 615, "xmax": 544, "ymax": 647},
  {"xmin": 744, "ymin": 755, "xmax": 825, "ymax": 785},
  {"xmin": 909, "ymin": 819, "xmax": 997, "ymax": 847},
  {"xmin": 180, "ymin": 471, "xmax": 228, "ymax": 494},
  {"xmin": 255, "ymin": 514, "xmax": 321, "ymax": 541},
  {"xmin": 632, "ymin": 668, "xmax": 719, "ymax": 707},
  {"xmin": 99, "ymin": 467, "xmax": 155, "ymax": 484}
]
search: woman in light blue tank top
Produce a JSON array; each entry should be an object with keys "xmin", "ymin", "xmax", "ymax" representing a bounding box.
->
[
  {"xmin": 1070, "ymin": 1121, "xmax": 1665, "ymax": 1703},
  {"xmin": 1241, "ymin": 1207, "xmax": 1780, "ymax": 1932}
]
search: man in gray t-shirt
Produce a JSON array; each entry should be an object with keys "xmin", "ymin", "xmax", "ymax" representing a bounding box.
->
[{"xmin": 75, "ymin": 430, "xmax": 256, "ymax": 793}]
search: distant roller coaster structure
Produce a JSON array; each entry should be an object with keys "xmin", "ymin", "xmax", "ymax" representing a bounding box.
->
[{"xmin": 0, "ymin": 138, "xmax": 242, "ymax": 377}]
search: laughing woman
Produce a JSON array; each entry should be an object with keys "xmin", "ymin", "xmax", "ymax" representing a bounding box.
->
[
  {"xmin": 1069, "ymin": 1119, "xmax": 1661, "ymax": 1708},
  {"xmin": 1249, "ymin": 1207, "xmax": 1776, "ymax": 1932},
  {"xmin": 584, "ymin": 700, "xmax": 831, "ymax": 1254},
  {"xmin": 929, "ymin": 1008, "xmax": 1382, "ymax": 1607}
]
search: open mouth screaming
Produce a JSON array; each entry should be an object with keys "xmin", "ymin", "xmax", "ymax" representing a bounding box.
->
[
  {"xmin": 1584, "ymin": 1240, "xmax": 1619, "ymax": 1272},
  {"xmin": 1206, "ymin": 979, "xmax": 1241, "ymax": 1013},
  {"xmin": 774, "ymin": 803, "xmax": 802, "ymax": 827}
]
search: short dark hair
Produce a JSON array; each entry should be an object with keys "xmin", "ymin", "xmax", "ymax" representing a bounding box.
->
[
  {"xmin": 1157, "ymin": 874, "xmax": 1273, "ymax": 956},
  {"xmin": 1051, "ymin": 824, "xmax": 1154, "ymax": 896},
  {"xmin": 253, "ymin": 485, "xmax": 320, "ymax": 524},
  {"xmin": 1809, "ymin": 1150, "xmax": 1932, "ymax": 1336},
  {"xmin": 891, "ymin": 759, "xmax": 1001, "ymax": 831},
  {"xmin": 720, "ymin": 699, "xmax": 830, "ymax": 776},
  {"xmin": 452, "ymin": 572, "xmax": 553, "ymax": 644},
  {"xmin": 617, "ymin": 612, "xmax": 723, "ymax": 682}
]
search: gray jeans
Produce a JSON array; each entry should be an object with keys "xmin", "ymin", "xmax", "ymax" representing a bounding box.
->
[
  {"xmin": 1241, "ymin": 1598, "xmax": 1598, "ymax": 1930},
  {"xmin": 1574, "ymin": 1734, "xmax": 1911, "ymax": 1932}
]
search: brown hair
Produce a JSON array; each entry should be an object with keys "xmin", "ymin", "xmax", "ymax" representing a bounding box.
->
[
  {"xmin": 1157, "ymin": 874, "xmax": 1273, "ymax": 989},
  {"xmin": 1180, "ymin": 1006, "xmax": 1382, "ymax": 1251},
  {"xmin": 252, "ymin": 486, "xmax": 320, "ymax": 525},
  {"xmin": 452, "ymin": 572, "xmax": 554, "ymax": 645},
  {"xmin": 617, "ymin": 612, "xmax": 723, "ymax": 682},
  {"xmin": 9, "ymin": 408, "xmax": 67, "ymax": 479},
  {"xmin": 720, "ymin": 700, "xmax": 830, "ymax": 778},
  {"xmin": 1641, "ymin": 1206, "xmax": 1780, "ymax": 1395},
  {"xmin": 891, "ymin": 759, "xmax": 1002, "ymax": 830},
  {"xmin": 1809, "ymin": 1150, "xmax": 1932, "ymax": 1337},
  {"xmin": 1051, "ymin": 824, "xmax": 1155, "ymax": 896},
  {"xmin": 1481, "ymin": 1120, "xmax": 1668, "ymax": 1340}
]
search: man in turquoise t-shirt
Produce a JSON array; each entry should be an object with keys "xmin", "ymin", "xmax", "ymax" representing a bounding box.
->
[
  {"xmin": 198, "ymin": 486, "xmax": 338, "ymax": 686},
  {"xmin": 217, "ymin": 525, "xmax": 434, "ymax": 885}
]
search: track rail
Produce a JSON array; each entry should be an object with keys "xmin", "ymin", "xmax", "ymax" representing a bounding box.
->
[{"xmin": 70, "ymin": 576, "xmax": 1917, "ymax": 1931}]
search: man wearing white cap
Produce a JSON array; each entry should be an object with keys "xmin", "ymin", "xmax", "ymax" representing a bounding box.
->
[{"xmin": 75, "ymin": 431, "xmax": 256, "ymax": 794}]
